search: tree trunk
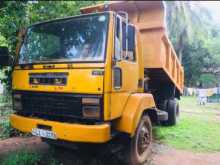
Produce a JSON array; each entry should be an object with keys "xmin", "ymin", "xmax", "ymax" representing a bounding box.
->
[{"xmin": 176, "ymin": 29, "xmax": 186, "ymax": 63}]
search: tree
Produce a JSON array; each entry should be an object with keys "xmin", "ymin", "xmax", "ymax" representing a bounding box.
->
[
  {"xmin": 0, "ymin": 1, "xmax": 28, "ymax": 90},
  {"xmin": 0, "ymin": 1, "xmax": 28, "ymax": 53},
  {"xmin": 166, "ymin": 1, "xmax": 220, "ymax": 87},
  {"xmin": 28, "ymin": 1, "xmax": 98, "ymax": 24},
  {"xmin": 165, "ymin": 1, "xmax": 212, "ymax": 63}
]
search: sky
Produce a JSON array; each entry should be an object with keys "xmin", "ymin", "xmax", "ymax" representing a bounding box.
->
[{"xmin": 200, "ymin": 1, "xmax": 220, "ymax": 23}]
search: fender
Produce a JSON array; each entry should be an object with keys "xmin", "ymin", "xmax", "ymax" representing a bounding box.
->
[{"xmin": 114, "ymin": 93, "xmax": 156, "ymax": 136}]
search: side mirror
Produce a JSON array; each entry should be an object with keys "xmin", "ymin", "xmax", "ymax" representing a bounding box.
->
[{"xmin": 0, "ymin": 47, "xmax": 13, "ymax": 66}]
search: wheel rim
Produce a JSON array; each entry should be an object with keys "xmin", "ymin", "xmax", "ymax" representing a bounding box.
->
[{"xmin": 137, "ymin": 121, "xmax": 151, "ymax": 156}]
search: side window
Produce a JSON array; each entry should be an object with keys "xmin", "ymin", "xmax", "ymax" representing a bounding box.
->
[
  {"xmin": 127, "ymin": 25, "xmax": 135, "ymax": 61},
  {"xmin": 122, "ymin": 22, "xmax": 126, "ymax": 51},
  {"xmin": 122, "ymin": 22, "xmax": 135, "ymax": 61},
  {"xmin": 114, "ymin": 17, "xmax": 121, "ymax": 61}
]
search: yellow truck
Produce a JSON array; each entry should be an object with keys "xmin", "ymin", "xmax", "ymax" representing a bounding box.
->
[{"xmin": 0, "ymin": 1, "xmax": 183, "ymax": 165}]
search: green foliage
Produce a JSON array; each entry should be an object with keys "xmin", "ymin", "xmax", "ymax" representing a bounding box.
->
[
  {"xmin": 28, "ymin": 1, "xmax": 98, "ymax": 24},
  {"xmin": 154, "ymin": 96, "xmax": 220, "ymax": 152},
  {"xmin": 0, "ymin": 118, "xmax": 21, "ymax": 140},
  {"xmin": 0, "ymin": 94, "xmax": 22, "ymax": 139},
  {"xmin": 182, "ymin": 41, "xmax": 206, "ymax": 86},
  {"xmin": 0, "ymin": 1, "xmax": 28, "ymax": 52},
  {"xmin": 204, "ymin": 32, "xmax": 220, "ymax": 65},
  {"xmin": 198, "ymin": 73, "xmax": 218, "ymax": 88},
  {"xmin": 1, "ymin": 150, "xmax": 41, "ymax": 165},
  {"xmin": 0, "ymin": 35, "xmax": 7, "ymax": 46},
  {"xmin": 0, "ymin": 70, "xmax": 5, "ymax": 79},
  {"xmin": 0, "ymin": 119, "xmax": 13, "ymax": 139},
  {"xmin": 1, "ymin": 149, "xmax": 58, "ymax": 165},
  {"xmin": 0, "ymin": 2, "xmax": 28, "ymax": 90},
  {"xmin": 166, "ymin": 2, "xmax": 220, "ymax": 87}
]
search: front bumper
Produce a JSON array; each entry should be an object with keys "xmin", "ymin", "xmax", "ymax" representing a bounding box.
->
[{"xmin": 10, "ymin": 114, "xmax": 111, "ymax": 143}]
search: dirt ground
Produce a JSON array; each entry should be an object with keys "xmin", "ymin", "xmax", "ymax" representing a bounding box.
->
[
  {"xmin": 151, "ymin": 143, "xmax": 220, "ymax": 165},
  {"xmin": 0, "ymin": 137, "xmax": 48, "ymax": 157},
  {"xmin": 152, "ymin": 149, "xmax": 220, "ymax": 165},
  {"xmin": 1, "ymin": 137, "xmax": 220, "ymax": 165}
]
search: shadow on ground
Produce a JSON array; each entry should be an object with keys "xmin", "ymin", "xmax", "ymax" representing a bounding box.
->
[{"xmin": 49, "ymin": 146, "xmax": 128, "ymax": 165}]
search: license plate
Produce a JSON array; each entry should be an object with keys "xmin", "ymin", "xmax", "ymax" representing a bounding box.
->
[{"xmin": 32, "ymin": 128, "xmax": 57, "ymax": 140}]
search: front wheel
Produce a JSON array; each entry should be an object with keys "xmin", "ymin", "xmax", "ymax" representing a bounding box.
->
[{"xmin": 125, "ymin": 115, "xmax": 152, "ymax": 165}]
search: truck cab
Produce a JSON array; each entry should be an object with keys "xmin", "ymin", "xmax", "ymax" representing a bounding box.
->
[{"xmin": 11, "ymin": 10, "xmax": 146, "ymax": 124}]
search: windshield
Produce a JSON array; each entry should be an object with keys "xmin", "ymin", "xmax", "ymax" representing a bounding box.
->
[{"xmin": 18, "ymin": 13, "xmax": 109, "ymax": 64}]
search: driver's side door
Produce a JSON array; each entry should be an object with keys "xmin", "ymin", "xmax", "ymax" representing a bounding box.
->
[{"xmin": 110, "ymin": 15, "xmax": 139, "ymax": 119}]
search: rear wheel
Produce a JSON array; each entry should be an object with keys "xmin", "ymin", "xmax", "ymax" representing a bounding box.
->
[
  {"xmin": 164, "ymin": 99, "xmax": 179, "ymax": 126},
  {"xmin": 125, "ymin": 115, "xmax": 152, "ymax": 165}
]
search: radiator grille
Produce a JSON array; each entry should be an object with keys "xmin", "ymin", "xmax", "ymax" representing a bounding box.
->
[{"xmin": 19, "ymin": 92, "xmax": 83, "ymax": 119}]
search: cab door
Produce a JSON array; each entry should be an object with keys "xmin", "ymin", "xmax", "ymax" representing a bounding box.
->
[{"xmin": 110, "ymin": 15, "xmax": 139, "ymax": 119}]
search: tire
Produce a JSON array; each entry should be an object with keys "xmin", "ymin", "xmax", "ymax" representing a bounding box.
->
[
  {"xmin": 176, "ymin": 101, "xmax": 180, "ymax": 121},
  {"xmin": 165, "ymin": 99, "xmax": 179, "ymax": 126},
  {"xmin": 125, "ymin": 115, "xmax": 152, "ymax": 165}
]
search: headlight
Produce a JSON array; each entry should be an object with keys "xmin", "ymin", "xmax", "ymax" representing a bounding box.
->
[
  {"xmin": 82, "ymin": 106, "xmax": 100, "ymax": 119},
  {"xmin": 82, "ymin": 97, "xmax": 101, "ymax": 119},
  {"xmin": 13, "ymin": 94, "xmax": 22, "ymax": 110}
]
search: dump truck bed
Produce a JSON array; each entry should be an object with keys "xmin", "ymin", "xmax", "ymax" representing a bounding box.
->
[{"xmin": 81, "ymin": 1, "xmax": 184, "ymax": 94}]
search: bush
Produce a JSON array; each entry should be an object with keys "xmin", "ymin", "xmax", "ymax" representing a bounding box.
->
[
  {"xmin": 0, "ymin": 119, "xmax": 13, "ymax": 139},
  {"xmin": 0, "ymin": 119, "xmax": 23, "ymax": 139}
]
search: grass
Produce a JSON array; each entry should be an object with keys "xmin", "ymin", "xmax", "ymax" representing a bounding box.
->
[
  {"xmin": 180, "ymin": 96, "xmax": 220, "ymax": 112},
  {"xmin": 0, "ymin": 150, "xmax": 58, "ymax": 165},
  {"xmin": 1, "ymin": 150, "xmax": 41, "ymax": 165},
  {"xmin": 154, "ymin": 96, "xmax": 220, "ymax": 152}
]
